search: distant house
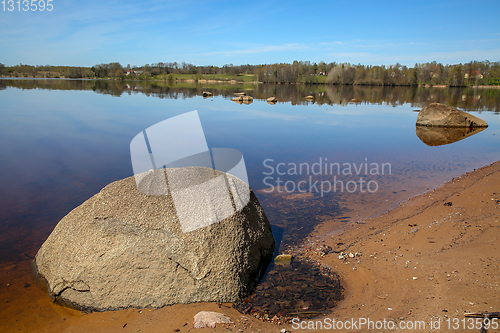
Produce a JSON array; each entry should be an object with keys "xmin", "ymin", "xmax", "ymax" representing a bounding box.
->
[
  {"xmin": 125, "ymin": 70, "xmax": 144, "ymax": 75},
  {"xmin": 464, "ymin": 70, "xmax": 483, "ymax": 79}
]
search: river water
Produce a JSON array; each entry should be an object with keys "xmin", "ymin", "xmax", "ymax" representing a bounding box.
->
[{"xmin": 0, "ymin": 79, "xmax": 499, "ymax": 329}]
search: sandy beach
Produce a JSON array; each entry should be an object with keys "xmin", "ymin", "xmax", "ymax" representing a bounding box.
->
[{"xmin": 300, "ymin": 160, "xmax": 500, "ymax": 332}]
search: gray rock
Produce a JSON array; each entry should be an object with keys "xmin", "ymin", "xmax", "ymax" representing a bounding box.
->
[
  {"xmin": 242, "ymin": 95, "xmax": 253, "ymax": 104},
  {"xmin": 266, "ymin": 97, "xmax": 277, "ymax": 103},
  {"xmin": 34, "ymin": 168, "xmax": 275, "ymax": 311},
  {"xmin": 193, "ymin": 311, "xmax": 232, "ymax": 329},
  {"xmin": 232, "ymin": 95, "xmax": 253, "ymax": 105},
  {"xmin": 416, "ymin": 103, "xmax": 488, "ymax": 127},
  {"xmin": 202, "ymin": 91, "xmax": 212, "ymax": 97}
]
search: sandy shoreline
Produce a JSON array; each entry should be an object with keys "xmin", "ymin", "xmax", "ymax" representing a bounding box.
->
[
  {"xmin": 1, "ymin": 161, "xmax": 499, "ymax": 332},
  {"xmin": 301, "ymin": 160, "xmax": 500, "ymax": 332}
]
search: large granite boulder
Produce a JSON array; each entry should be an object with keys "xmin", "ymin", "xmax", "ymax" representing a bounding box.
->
[
  {"xmin": 34, "ymin": 168, "xmax": 275, "ymax": 311},
  {"xmin": 416, "ymin": 103, "xmax": 488, "ymax": 127}
]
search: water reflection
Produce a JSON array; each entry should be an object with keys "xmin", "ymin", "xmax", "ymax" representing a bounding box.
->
[
  {"xmin": 416, "ymin": 126, "xmax": 488, "ymax": 146},
  {"xmin": 1, "ymin": 78, "xmax": 499, "ymax": 112}
]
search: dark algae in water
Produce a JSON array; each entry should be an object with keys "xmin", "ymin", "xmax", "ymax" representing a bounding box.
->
[{"xmin": 233, "ymin": 257, "xmax": 344, "ymax": 323}]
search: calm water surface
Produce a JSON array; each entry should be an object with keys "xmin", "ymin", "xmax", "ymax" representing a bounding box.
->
[{"xmin": 0, "ymin": 79, "xmax": 499, "ymax": 328}]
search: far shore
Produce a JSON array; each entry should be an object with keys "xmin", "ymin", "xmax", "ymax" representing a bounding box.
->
[{"xmin": 2, "ymin": 75, "xmax": 500, "ymax": 88}]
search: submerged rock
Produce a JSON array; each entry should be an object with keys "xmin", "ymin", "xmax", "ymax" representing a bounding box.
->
[
  {"xmin": 416, "ymin": 103, "xmax": 488, "ymax": 127},
  {"xmin": 274, "ymin": 254, "xmax": 292, "ymax": 263},
  {"xmin": 35, "ymin": 168, "xmax": 275, "ymax": 311}
]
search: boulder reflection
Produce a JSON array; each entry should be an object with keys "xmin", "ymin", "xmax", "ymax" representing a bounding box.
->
[{"xmin": 416, "ymin": 126, "xmax": 487, "ymax": 146}]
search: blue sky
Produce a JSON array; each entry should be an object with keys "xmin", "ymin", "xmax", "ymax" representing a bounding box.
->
[{"xmin": 1, "ymin": 0, "xmax": 499, "ymax": 67}]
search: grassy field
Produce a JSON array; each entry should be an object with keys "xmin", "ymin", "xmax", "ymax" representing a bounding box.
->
[
  {"xmin": 295, "ymin": 75, "xmax": 329, "ymax": 84},
  {"xmin": 313, "ymin": 75, "xmax": 329, "ymax": 84}
]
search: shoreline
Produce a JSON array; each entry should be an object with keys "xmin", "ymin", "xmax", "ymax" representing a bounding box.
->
[
  {"xmin": 2, "ymin": 76, "xmax": 500, "ymax": 88},
  {"xmin": 297, "ymin": 160, "xmax": 500, "ymax": 332},
  {"xmin": 1, "ymin": 161, "xmax": 499, "ymax": 332}
]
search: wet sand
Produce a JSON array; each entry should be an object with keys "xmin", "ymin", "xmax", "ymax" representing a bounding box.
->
[
  {"xmin": 304, "ymin": 160, "xmax": 500, "ymax": 332},
  {"xmin": 1, "ymin": 161, "xmax": 499, "ymax": 332}
]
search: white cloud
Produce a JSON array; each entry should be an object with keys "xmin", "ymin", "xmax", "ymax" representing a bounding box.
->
[{"xmin": 319, "ymin": 41, "xmax": 345, "ymax": 46}]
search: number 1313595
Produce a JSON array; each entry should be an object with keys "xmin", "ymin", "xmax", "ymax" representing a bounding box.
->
[{"xmin": 2, "ymin": 0, "xmax": 53, "ymax": 11}]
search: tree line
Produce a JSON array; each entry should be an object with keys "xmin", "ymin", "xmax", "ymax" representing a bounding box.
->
[{"xmin": 1, "ymin": 60, "xmax": 499, "ymax": 86}]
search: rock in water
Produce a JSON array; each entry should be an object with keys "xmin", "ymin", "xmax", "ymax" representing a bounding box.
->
[
  {"xmin": 232, "ymin": 95, "xmax": 253, "ymax": 104},
  {"xmin": 274, "ymin": 254, "xmax": 292, "ymax": 262},
  {"xmin": 242, "ymin": 95, "xmax": 253, "ymax": 104},
  {"xmin": 34, "ymin": 168, "xmax": 275, "ymax": 311},
  {"xmin": 193, "ymin": 311, "xmax": 232, "ymax": 328},
  {"xmin": 416, "ymin": 103, "xmax": 488, "ymax": 127}
]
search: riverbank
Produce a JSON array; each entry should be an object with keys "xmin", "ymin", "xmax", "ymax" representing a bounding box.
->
[{"xmin": 298, "ymin": 160, "xmax": 500, "ymax": 332}]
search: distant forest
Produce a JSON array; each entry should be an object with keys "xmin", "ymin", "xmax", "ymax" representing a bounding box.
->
[{"xmin": 1, "ymin": 60, "xmax": 499, "ymax": 86}]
